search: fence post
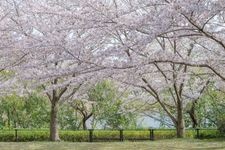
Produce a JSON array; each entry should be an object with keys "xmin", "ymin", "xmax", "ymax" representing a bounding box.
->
[
  {"xmin": 196, "ymin": 128, "xmax": 200, "ymax": 139},
  {"xmin": 119, "ymin": 129, "xmax": 124, "ymax": 142},
  {"xmin": 149, "ymin": 129, "xmax": 154, "ymax": 141},
  {"xmin": 89, "ymin": 129, "xmax": 93, "ymax": 142},
  {"xmin": 15, "ymin": 129, "xmax": 18, "ymax": 142}
]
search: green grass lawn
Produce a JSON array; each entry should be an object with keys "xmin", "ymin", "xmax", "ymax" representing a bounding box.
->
[{"xmin": 0, "ymin": 139, "xmax": 225, "ymax": 150}]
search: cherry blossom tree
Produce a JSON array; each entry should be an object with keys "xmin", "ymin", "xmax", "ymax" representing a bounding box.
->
[
  {"xmin": 6, "ymin": 0, "xmax": 110, "ymax": 141},
  {"xmin": 78, "ymin": 0, "xmax": 225, "ymax": 137}
]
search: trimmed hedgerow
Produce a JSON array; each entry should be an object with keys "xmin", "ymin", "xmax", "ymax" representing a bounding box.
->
[
  {"xmin": 0, "ymin": 129, "xmax": 222, "ymax": 142},
  {"xmin": 0, "ymin": 130, "xmax": 15, "ymax": 142},
  {"xmin": 197, "ymin": 129, "xmax": 222, "ymax": 139},
  {"xmin": 60, "ymin": 130, "xmax": 89, "ymax": 142},
  {"xmin": 92, "ymin": 130, "xmax": 119, "ymax": 141},
  {"xmin": 124, "ymin": 130, "xmax": 149, "ymax": 140}
]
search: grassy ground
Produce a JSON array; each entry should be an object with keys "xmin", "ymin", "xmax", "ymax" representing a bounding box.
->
[{"xmin": 0, "ymin": 139, "xmax": 225, "ymax": 150}]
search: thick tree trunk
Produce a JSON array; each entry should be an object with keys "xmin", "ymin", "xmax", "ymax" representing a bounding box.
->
[
  {"xmin": 176, "ymin": 104, "xmax": 185, "ymax": 138},
  {"xmin": 50, "ymin": 102, "xmax": 60, "ymax": 141},
  {"xmin": 176, "ymin": 118, "xmax": 185, "ymax": 138}
]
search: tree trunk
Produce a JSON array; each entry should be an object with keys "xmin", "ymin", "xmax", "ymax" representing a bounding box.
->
[
  {"xmin": 176, "ymin": 103, "xmax": 185, "ymax": 138},
  {"xmin": 176, "ymin": 118, "xmax": 185, "ymax": 138},
  {"xmin": 50, "ymin": 102, "xmax": 60, "ymax": 141},
  {"xmin": 188, "ymin": 101, "xmax": 198, "ymax": 128},
  {"xmin": 82, "ymin": 118, "xmax": 87, "ymax": 130},
  {"xmin": 7, "ymin": 110, "xmax": 10, "ymax": 128}
]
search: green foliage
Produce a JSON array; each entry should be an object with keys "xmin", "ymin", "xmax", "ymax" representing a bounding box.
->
[
  {"xmin": 22, "ymin": 94, "xmax": 50, "ymax": 128},
  {"xmin": 217, "ymin": 117, "xmax": 225, "ymax": 134},
  {"xmin": 0, "ymin": 94, "xmax": 24, "ymax": 128},
  {"xmin": 197, "ymin": 129, "xmax": 222, "ymax": 139},
  {"xmin": 58, "ymin": 104, "xmax": 81, "ymax": 130},
  {"xmin": 0, "ymin": 93, "xmax": 50, "ymax": 128},
  {"xmin": 88, "ymin": 80, "xmax": 137, "ymax": 129},
  {"xmin": 0, "ymin": 70, "xmax": 15, "ymax": 79},
  {"xmin": 195, "ymin": 87, "xmax": 225, "ymax": 131},
  {"xmin": 0, "ymin": 93, "xmax": 82, "ymax": 130}
]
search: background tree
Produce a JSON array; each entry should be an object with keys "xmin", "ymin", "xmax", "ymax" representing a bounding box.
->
[
  {"xmin": 69, "ymin": 99, "xmax": 93, "ymax": 130},
  {"xmin": 58, "ymin": 103, "xmax": 81, "ymax": 130},
  {"xmin": 194, "ymin": 86, "xmax": 225, "ymax": 132},
  {"xmin": 0, "ymin": 93, "xmax": 49, "ymax": 129},
  {"xmin": 88, "ymin": 80, "xmax": 137, "ymax": 129}
]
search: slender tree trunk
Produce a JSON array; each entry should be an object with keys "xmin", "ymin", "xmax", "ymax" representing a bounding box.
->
[
  {"xmin": 188, "ymin": 101, "xmax": 198, "ymax": 128},
  {"xmin": 176, "ymin": 103, "xmax": 185, "ymax": 138},
  {"xmin": 50, "ymin": 101, "xmax": 60, "ymax": 141},
  {"xmin": 82, "ymin": 118, "xmax": 87, "ymax": 130},
  {"xmin": 7, "ymin": 110, "xmax": 10, "ymax": 128}
]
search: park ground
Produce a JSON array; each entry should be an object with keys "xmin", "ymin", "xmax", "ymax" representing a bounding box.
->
[{"xmin": 0, "ymin": 139, "xmax": 225, "ymax": 150}]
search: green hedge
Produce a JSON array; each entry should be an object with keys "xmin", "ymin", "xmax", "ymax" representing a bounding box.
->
[
  {"xmin": 0, "ymin": 129, "xmax": 222, "ymax": 142},
  {"xmin": 124, "ymin": 130, "xmax": 149, "ymax": 140},
  {"xmin": 0, "ymin": 129, "xmax": 89, "ymax": 142},
  {"xmin": 0, "ymin": 129, "xmax": 49, "ymax": 142},
  {"xmin": 197, "ymin": 129, "xmax": 222, "ymax": 139},
  {"xmin": 60, "ymin": 130, "xmax": 89, "ymax": 142},
  {"xmin": 93, "ymin": 130, "xmax": 119, "ymax": 141},
  {"xmin": 0, "ymin": 130, "xmax": 15, "ymax": 142}
]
